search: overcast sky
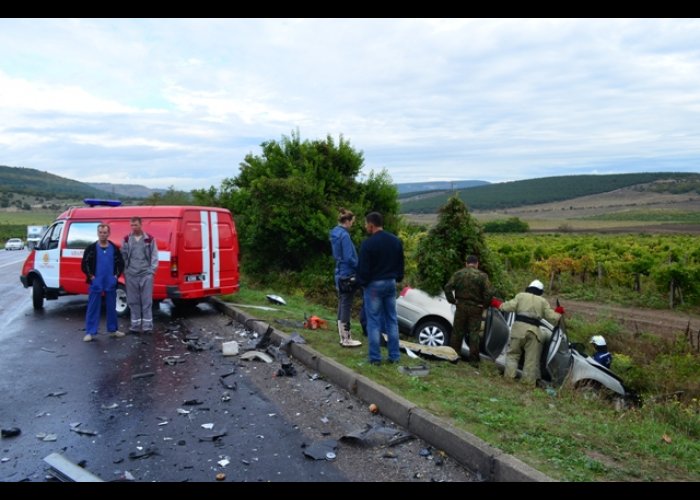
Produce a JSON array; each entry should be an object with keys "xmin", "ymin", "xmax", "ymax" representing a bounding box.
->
[{"xmin": 1, "ymin": 18, "xmax": 699, "ymax": 190}]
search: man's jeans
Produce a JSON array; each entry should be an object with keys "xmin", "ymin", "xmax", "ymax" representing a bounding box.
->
[{"xmin": 363, "ymin": 279, "xmax": 400, "ymax": 363}]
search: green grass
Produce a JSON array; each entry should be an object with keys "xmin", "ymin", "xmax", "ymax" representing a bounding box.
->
[
  {"xmin": 223, "ymin": 283, "xmax": 700, "ymax": 482},
  {"xmin": 0, "ymin": 210, "xmax": 58, "ymax": 226}
]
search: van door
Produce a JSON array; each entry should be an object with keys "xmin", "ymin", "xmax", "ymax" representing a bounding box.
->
[
  {"xmin": 177, "ymin": 209, "xmax": 238, "ymax": 299},
  {"xmin": 61, "ymin": 221, "xmax": 101, "ymax": 294},
  {"xmin": 198, "ymin": 210, "xmax": 226, "ymax": 291},
  {"xmin": 33, "ymin": 222, "xmax": 65, "ymax": 289},
  {"xmin": 200, "ymin": 210, "xmax": 216, "ymax": 289}
]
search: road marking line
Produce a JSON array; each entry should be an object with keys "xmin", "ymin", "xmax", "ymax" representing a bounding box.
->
[{"xmin": 0, "ymin": 258, "xmax": 26, "ymax": 269}]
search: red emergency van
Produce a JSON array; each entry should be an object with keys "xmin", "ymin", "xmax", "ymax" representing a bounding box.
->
[{"xmin": 20, "ymin": 201, "xmax": 239, "ymax": 314}]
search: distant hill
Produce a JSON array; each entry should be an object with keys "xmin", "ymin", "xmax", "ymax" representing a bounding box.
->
[
  {"xmin": 88, "ymin": 183, "xmax": 166, "ymax": 199},
  {"xmin": 400, "ymin": 172, "xmax": 700, "ymax": 213},
  {"xmin": 396, "ymin": 180, "xmax": 489, "ymax": 195},
  {"xmin": 0, "ymin": 165, "xmax": 115, "ymax": 199}
]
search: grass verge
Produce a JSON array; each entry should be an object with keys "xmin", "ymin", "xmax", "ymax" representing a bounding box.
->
[{"xmin": 223, "ymin": 283, "xmax": 700, "ymax": 482}]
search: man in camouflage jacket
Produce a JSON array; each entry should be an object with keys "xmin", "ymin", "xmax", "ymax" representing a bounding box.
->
[{"xmin": 443, "ymin": 255, "xmax": 495, "ymax": 366}]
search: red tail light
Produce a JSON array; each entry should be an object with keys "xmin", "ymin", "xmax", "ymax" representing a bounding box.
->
[
  {"xmin": 399, "ymin": 286, "xmax": 412, "ymax": 297},
  {"xmin": 170, "ymin": 256, "xmax": 178, "ymax": 277}
]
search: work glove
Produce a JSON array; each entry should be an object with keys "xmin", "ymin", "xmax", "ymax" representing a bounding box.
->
[
  {"xmin": 490, "ymin": 298, "xmax": 503, "ymax": 309},
  {"xmin": 555, "ymin": 306, "xmax": 565, "ymax": 314}
]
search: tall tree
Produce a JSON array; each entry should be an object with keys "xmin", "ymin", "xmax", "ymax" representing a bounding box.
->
[
  {"xmin": 214, "ymin": 131, "xmax": 399, "ymax": 277},
  {"xmin": 412, "ymin": 195, "xmax": 502, "ymax": 296}
]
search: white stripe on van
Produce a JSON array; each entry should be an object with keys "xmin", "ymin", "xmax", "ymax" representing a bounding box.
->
[
  {"xmin": 62, "ymin": 249, "xmax": 171, "ymax": 262},
  {"xmin": 200, "ymin": 211, "xmax": 211, "ymax": 289},
  {"xmin": 211, "ymin": 211, "xmax": 220, "ymax": 288},
  {"xmin": 63, "ymin": 249, "xmax": 85, "ymax": 258}
]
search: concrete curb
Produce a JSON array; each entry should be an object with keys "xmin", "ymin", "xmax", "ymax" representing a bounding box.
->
[{"xmin": 210, "ymin": 297, "xmax": 554, "ymax": 482}]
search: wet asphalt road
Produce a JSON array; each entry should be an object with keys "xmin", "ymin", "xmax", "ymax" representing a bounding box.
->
[
  {"xmin": 0, "ymin": 254, "xmax": 346, "ymax": 482},
  {"xmin": 0, "ymin": 255, "xmax": 475, "ymax": 482}
]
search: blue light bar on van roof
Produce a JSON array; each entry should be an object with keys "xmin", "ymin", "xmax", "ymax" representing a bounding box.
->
[{"xmin": 83, "ymin": 199, "xmax": 122, "ymax": 207}]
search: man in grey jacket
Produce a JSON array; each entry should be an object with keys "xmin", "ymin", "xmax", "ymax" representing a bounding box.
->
[{"xmin": 122, "ymin": 216, "xmax": 159, "ymax": 333}]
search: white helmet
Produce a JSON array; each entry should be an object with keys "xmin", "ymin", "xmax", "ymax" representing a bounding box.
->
[
  {"xmin": 590, "ymin": 335, "xmax": 606, "ymax": 347},
  {"xmin": 528, "ymin": 279, "xmax": 544, "ymax": 291}
]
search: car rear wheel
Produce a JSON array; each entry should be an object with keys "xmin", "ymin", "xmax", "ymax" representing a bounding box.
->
[
  {"xmin": 415, "ymin": 319, "xmax": 451, "ymax": 347},
  {"xmin": 116, "ymin": 285, "xmax": 129, "ymax": 317}
]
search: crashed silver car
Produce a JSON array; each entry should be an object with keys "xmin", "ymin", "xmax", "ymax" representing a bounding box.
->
[{"xmin": 396, "ymin": 287, "xmax": 627, "ymax": 397}]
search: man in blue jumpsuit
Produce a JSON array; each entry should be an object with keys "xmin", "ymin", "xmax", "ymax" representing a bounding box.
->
[{"xmin": 81, "ymin": 224, "xmax": 125, "ymax": 342}]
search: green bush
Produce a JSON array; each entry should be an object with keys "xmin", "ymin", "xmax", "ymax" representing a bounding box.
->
[{"xmin": 483, "ymin": 216, "xmax": 529, "ymax": 233}]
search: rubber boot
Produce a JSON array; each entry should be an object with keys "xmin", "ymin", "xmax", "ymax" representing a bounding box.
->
[
  {"xmin": 337, "ymin": 321, "xmax": 346, "ymax": 346},
  {"xmin": 342, "ymin": 322, "xmax": 362, "ymax": 347}
]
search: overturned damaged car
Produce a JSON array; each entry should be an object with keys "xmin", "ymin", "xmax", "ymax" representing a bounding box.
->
[
  {"xmin": 479, "ymin": 307, "xmax": 627, "ymax": 397},
  {"xmin": 397, "ymin": 288, "xmax": 628, "ymax": 398}
]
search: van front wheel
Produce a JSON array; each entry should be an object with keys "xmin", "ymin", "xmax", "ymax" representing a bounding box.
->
[
  {"xmin": 116, "ymin": 285, "xmax": 129, "ymax": 317},
  {"xmin": 32, "ymin": 279, "xmax": 45, "ymax": 310}
]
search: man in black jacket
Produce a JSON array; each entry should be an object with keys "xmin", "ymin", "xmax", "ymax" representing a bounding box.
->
[
  {"xmin": 357, "ymin": 212, "xmax": 404, "ymax": 365},
  {"xmin": 81, "ymin": 224, "xmax": 125, "ymax": 342}
]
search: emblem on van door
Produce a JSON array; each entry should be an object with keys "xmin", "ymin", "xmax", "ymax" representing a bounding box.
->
[{"xmin": 42, "ymin": 253, "xmax": 50, "ymax": 263}]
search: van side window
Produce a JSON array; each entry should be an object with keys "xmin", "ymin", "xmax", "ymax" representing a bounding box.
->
[
  {"xmin": 66, "ymin": 222, "xmax": 101, "ymax": 249},
  {"xmin": 39, "ymin": 222, "xmax": 64, "ymax": 251}
]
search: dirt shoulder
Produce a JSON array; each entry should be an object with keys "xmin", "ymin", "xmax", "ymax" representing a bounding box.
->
[{"xmin": 556, "ymin": 299, "xmax": 700, "ymax": 342}]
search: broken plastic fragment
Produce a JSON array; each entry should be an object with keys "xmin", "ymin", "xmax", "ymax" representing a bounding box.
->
[
  {"xmin": 47, "ymin": 391, "xmax": 67, "ymax": 398},
  {"xmin": 101, "ymin": 403, "xmax": 119, "ymax": 410},
  {"xmin": 276, "ymin": 362, "xmax": 297, "ymax": 377},
  {"xmin": 69, "ymin": 425, "xmax": 97, "ymax": 437},
  {"xmin": 217, "ymin": 458, "xmax": 230, "ymax": 467},
  {"xmin": 398, "ymin": 365, "xmax": 430, "ymax": 377},
  {"xmin": 404, "ymin": 347, "xmax": 420, "ymax": 359},
  {"xmin": 163, "ymin": 356, "xmax": 185, "ymax": 366},
  {"xmin": 128, "ymin": 447, "xmax": 158, "ymax": 460},
  {"xmin": 201, "ymin": 423, "xmax": 214, "ymax": 430},
  {"xmin": 199, "ymin": 430, "xmax": 227, "ymax": 442},
  {"xmin": 1, "ymin": 427, "xmax": 21, "ymax": 438},
  {"xmin": 266, "ymin": 294, "xmax": 286, "ymax": 305},
  {"xmin": 222, "ymin": 341, "xmax": 239, "ymax": 356},
  {"xmin": 341, "ymin": 425, "xmax": 414, "ymax": 448},
  {"xmin": 239, "ymin": 351, "xmax": 274, "ymax": 363},
  {"xmin": 183, "ymin": 399, "xmax": 204, "ymax": 406},
  {"xmin": 302, "ymin": 439, "xmax": 338, "ymax": 460},
  {"xmin": 43, "ymin": 452, "xmax": 104, "ymax": 482}
]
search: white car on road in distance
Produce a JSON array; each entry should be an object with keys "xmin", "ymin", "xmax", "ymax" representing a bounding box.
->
[{"xmin": 4, "ymin": 238, "xmax": 24, "ymax": 251}]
